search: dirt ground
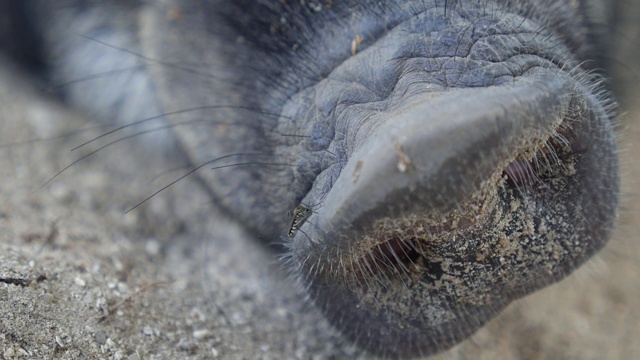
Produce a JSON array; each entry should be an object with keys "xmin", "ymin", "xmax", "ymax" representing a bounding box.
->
[{"xmin": 1, "ymin": 22, "xmax": 640, "ymax": 360}]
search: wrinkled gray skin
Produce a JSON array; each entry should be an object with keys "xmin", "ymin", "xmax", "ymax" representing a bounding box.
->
[{"xmin": 3, "ymin": 0, "xmax": 620, "ymax": 358}]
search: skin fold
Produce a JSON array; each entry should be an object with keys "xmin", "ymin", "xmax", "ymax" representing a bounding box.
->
[{"xmin": 3, "ymin": 0, "xmax": 620, "ymax": 357}]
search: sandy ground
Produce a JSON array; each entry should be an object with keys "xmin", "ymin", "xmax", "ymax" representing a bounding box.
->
[{"xmin": 1, "ymin": 31, "xmax": 639, "ymax": 360}]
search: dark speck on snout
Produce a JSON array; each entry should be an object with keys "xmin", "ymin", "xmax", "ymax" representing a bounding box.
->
[{"xmin": 352, "ymin": 160, "xmax": 364, "ymax": 184}]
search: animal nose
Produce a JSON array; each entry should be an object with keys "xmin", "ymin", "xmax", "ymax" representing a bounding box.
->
[
  {"xmin": 290, "ymin": 67, "xmax": 619, "ymax": 357},
  {"xmin": 295, "ymin": 69, "xmax": 575, "ymax": 250}
]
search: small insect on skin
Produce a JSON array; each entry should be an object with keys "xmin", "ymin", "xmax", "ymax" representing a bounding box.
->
[{"xmin": 287, "ymin": 205, "xmax": 313, "ymax": 238}]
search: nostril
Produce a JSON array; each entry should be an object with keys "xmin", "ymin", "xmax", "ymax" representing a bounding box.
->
[
  {"xmin": 363, "ymin": 236, "xmax": 422, "ymax": 275},
  {"xmin": 503, "ymin": 159, "xmax": 538, "ymax": 188},
  {"xmin": 502, "ymin": 117, "xmax": 583, "ymax": 189}
]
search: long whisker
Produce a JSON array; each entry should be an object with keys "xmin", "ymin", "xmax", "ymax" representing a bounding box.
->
[
  {"xmin": 71, "ymin": 105, "xmax": 289, "ymax": 151},
  {"xmin": 49, "ymin": 65, "xmax": 149, "ymax": 90},
  {"xmin": 78, "ymin": 34, "xmax": 219, "ymax": 81},
  {"xmin": 40, "ymin": 126, "xmax": 176, "ymax": 189},
  {"xmin": 43, "ymin": 109, "xmax": 294, "ymax": 187},
  {"xmin": 124, "ymin": 155, "xmax": 297, "ymax": 213}
]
